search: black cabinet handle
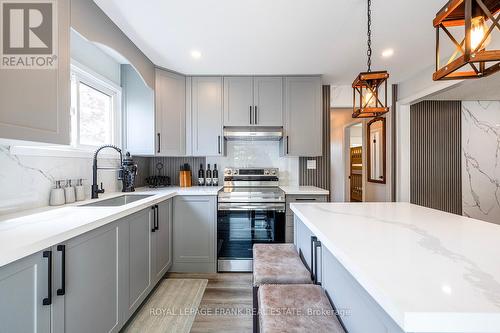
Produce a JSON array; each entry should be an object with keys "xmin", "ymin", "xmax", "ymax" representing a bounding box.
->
[
  {"xmin": 56, "ymin": 245, "xmax": 65, "ymax": 296},
  {"xmin": 42, "ymin": 251, "xmax": 52, "ymax": 306},
  {"xmin": 151, "ymin": 206, "xmax": 156, "ymax": 232},
  {"xmin": 310, "ymin": 236, "xmax": 317, "ymax": 280},
  {"xmin": 157, "ymin": 133, "xmax": 161, "ymax": 153},
  {"xmin": 218, "ymin": 136, "xmax": 221, "ymax": 154},
  {"xmin": 314, "ymin": 240, "xmax": 322, "ymax": 285},
  {"xmin": 296, "ymin": 198, "xmax": 317, "ymax": 202},
  {"xmin": 254, "ymin": 106, "xmax": 258, "ymax": 124},
  {"xmin": 286, "ymin": 136, "xmax": 289, "ymax": 154},
  {"xmin": 155, "ymin": 205, "xmax": 159, "ymax": 230},
  {"xmin": 249, "ymin": 106, "xmax": 253, "ymax": 124}
]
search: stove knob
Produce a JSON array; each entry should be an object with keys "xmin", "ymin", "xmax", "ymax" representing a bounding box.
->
[
  {"xmin": 271, "ymin": 170, "xmax": 276, "ymax": 175},
  {"xmin": 264, "ymin": 170, "xmax": 270, "ymax": 175},
  {"xmin": 233, "ymin": 170, "xmax": 238, "ymax": 175}
]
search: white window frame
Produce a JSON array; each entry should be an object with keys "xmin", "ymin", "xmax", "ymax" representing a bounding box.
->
[{"xmin": 70, "ymin": 60, "xmax": 122, "ymax": 150}]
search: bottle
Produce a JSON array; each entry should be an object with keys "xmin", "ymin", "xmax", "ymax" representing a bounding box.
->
[
  {"xmin": 212, "ymin": 164, "xmax": 219, "ymax": 186},
  {"xmin": 198, "ymin": 164, "xmax": 205, "ymax": 186},
  {"xmin": 206, "ymin": 164, "xmax": 212, "ymax": 186},
  {"xmin": 49, "ymin": 180, "xmax": 66, "ymax": 206}
]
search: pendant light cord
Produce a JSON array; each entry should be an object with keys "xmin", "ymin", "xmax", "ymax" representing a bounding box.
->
[{"xmin": 367, "ymin": 0, "xmax": 372, "ymax": 72}]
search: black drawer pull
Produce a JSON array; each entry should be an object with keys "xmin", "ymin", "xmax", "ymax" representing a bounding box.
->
[
  {"xmin": 42, "ymin": 251, "xmax": 52, "ymax": 306},
  {"xmin": 56, "ymin": 245, "xmax": 66, "ymax": 296},
  {"xmin": 296, "ymin": 198, "xmax": 318, "ymax": 202},
  {"xmin": 155, "ymin": 205, "xmax": 159, "ymax": 230},
  {"xmin": 310, "ymin": 236, "xmax": 317, "ymax": 280},
  {"xmin": 151, "ymin": 206, "xmax": 156, "ymax": 232}
]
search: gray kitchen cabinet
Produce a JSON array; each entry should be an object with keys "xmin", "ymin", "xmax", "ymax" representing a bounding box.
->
[
  {"xmin": 152, "ymin": 199, "xmax": 172, "ymax": 283},
  {"xmin": 0, "ymin": 250, "xmax": 51, "ymax": 333},
  {"xmin": 191, "ymin": 77, "xmax": 224, "ymax": 156},
  {"xmin": 253, "ymin": 77, "xmax": 283, "ymax": 126},
  {"xmin": 282, "ymin": 77, "xmax": 322, "ymax": 156},
  {"xmin": 294, "ymin": 216, "xmax": 315, "ymax": 272},
  {"xmin": 122, "ymin": 64, "xmax": 155, "ymax": 155},
  {"xmin": 0, "ymin": 0, "xmax": 70, "ymax": 144},
  {"xmin": 285, "ymin": 194, "xmax": 327, "ymax": 243},
  {"xmin": 172, "ymin": 196, "xmax": 217, "ymax": 272},
  {"xmin": 224, "ymin": 77, "xmax": 254, "ymax": 126},
  {"xmin": 155, "ymin": 69, "xmax": 186, "ymax": 156},
  {"xmin": 52, "ymin": 221, "xmax": 121, "ymax": 333},
  {"xmin": 223, "ymin": 76, "xmax": 282, "ymax": 127},
  {"xmin": 121, "ymin": 208, "xmax": 153, "ymax": 319}
]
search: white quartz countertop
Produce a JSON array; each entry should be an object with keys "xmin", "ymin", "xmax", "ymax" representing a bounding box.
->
[
  {"xmin": 279, "ymin": 185, "xmax": 329, "ymax": 195},
  {"xmin": 0, "ymin": 186, "xmax": 220, "ymax": 268},
  {"xmin": 290, "ymin": 202, "xmax": 500, "ymax": 333}
]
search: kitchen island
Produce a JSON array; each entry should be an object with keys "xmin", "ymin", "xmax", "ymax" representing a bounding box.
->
[{"xmin": 291, "ymin": 202, "xmax": 500, "ymax": 333}]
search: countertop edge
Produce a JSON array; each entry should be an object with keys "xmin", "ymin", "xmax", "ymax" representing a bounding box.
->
[{"xmin": 0, "ymin": 189, "xmax": 217, "ymax": 268}]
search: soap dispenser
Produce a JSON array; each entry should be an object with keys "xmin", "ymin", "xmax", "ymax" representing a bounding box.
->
[
  {"xmin": 75, "ymin": 178, "xmax": 85, "ymax": 201},
  {"xmin": 49, "ymin": 180, "xmax": 65, "ymax": 206},
  {"xmin": 64, "ymin": 179, "xmax": 76, "ymax": 204}
]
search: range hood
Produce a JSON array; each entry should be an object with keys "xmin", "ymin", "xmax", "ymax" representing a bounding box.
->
[{"xmin": 223, "ymin": 127, "xmax": 283, "ymax": 141}]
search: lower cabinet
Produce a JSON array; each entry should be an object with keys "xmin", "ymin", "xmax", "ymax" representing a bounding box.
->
[
  {"xmin": 0, "ymin": 198, "xmax": 173, "ymax": 333},
  {"xmin": 153, "ymin": 200, "xmax": 173, "ymax": 282},
  {"xmin": 172, "ymin": 196, "xmax": 217, "ymax": 273},
  {"xmin": 53, "ymin": 221, "xmax": 122, "ymax": 333},
  {"xmin": 294, "ymin": 216, "xmax": 315, "ymax": 271},
  {"xmin": 0, "ymin": 250, "xmax": 51, "ymax": 333},
  {"xmin": 120, "ymin": 208, "xmax": 153, "ymax": 319}
]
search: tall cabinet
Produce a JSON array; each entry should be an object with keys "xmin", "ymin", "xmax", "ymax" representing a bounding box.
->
[
  {"xmin": 155, "ymin": 69, "xmax": 186, "ymax": 156},
  {"xmin": 191, "ymin": 77, "xmax": 224, "ymax": 156},
  {"xmin": 282, "ymin": 77, "xmax": 322, "ymax": 157}
]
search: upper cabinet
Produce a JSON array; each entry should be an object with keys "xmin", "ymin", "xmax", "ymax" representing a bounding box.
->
[
  {"xmin": 283, "ymin": 77, "xmax": 322, "ymax": 157},
  {"xmin": 0, "ymin": 0, "xmax": 70, "ymax": 144},
  {"xmin": 223, "ymin": 76, "xmax": 282, "ymax": 127},
  {"xmin": 191, "ymin": 77, "xmax": 224, "ymax": 156},
  {"xmin": 155, "ymin": 69, "xmax": 186, "ymax": 156},
  {"xmin": 122, "ymin": 65, "xmax": 155, "ymax": 155}
]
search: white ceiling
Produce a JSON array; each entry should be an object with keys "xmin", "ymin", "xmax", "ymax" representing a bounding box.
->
[{"xmin": 93, "ymin": 0, "xmax": 446, "ymax": 85}]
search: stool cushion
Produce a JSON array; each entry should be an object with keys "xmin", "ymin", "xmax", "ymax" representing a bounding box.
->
[
  {"xmin": 258, "ymin": 284, "xmax": 345, "ymax": 333},
  {"xmin": 253, "ymin": 244, "xmax": 311, "ymax": 286}
]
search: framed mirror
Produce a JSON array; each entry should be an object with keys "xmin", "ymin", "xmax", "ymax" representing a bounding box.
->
[{"xmin": 367, "ymin": 117, "xmax": 386, "ymax": 184}]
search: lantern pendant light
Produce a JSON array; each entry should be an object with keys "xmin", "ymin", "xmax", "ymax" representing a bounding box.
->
[
  {"xmin": 352, "ymin": 0, "xmax": 390, "ymax": 119},
  {"xmin": 433, "ymin": 0, "xmax": 500, "ymax": 81}
]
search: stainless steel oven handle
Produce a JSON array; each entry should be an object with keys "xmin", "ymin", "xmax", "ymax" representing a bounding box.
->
[{"xmin": 218, "ymin": 203, "xmax": 285, "ymax": 211}]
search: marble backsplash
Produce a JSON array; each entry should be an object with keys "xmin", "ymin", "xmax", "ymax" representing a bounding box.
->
[
  {"xmin": 462, "ymin": 101, "xmax": 500, "ymax": 224},
  {"xmin": 0, "ymin": 145, "xmax": 126, "ymax": 215},
  {"xmin": 206, "ymin": 140, "xmax": 299, "ymax": 186}
]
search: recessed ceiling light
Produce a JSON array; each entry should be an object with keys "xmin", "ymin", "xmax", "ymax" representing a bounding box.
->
[
  {"xmin": 382, "ymin": 49, "xmax": 394, "ymax": 58},
  {"xmin": 191, "ymin": 50, "xmax": 202, "ymax": 59}
]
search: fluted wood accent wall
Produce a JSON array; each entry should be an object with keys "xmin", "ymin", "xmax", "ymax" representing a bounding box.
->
[
  {"xmin": 410, "ymin": 100, "xmax": 462, "ymax": 215},
  {"xmin": 299, "ymin": 85, "xmax": 331, "ymax": 197}
]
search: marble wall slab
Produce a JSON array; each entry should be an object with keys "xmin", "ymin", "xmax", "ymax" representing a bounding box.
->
[
  {"xmin": 462, "ymin": 101, "xmax": 500, "ymax": 224},
  {"xmin": 0, "ymin": 145, "xmax": 122, "ymax": 215}
]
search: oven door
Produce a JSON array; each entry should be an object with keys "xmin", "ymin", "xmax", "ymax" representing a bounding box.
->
[{"xmin": 217, "ymin": 202, "xmax": 285, "ymax": 272}]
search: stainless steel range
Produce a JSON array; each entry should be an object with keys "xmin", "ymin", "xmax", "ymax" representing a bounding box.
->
[{"xmin": 217, "ymin": 168, "xmax": 286, "ymax": 272}]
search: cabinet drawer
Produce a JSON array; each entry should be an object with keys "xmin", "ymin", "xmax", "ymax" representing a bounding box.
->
[{"xmin": 286, "ymin": 195, "xmax": 327, "ymax": 215}]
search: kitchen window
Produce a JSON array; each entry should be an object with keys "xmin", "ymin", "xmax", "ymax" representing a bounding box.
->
[{"xmin": 70, "ymin": 61, "xmax": 121, "ymax": 149}]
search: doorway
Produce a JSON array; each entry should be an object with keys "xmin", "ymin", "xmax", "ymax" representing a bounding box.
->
[{"xmin": 348, "ymin": 123, "xmax": 363, "ymax": 202}]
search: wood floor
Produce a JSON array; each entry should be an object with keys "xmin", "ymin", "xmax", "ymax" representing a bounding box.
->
[{"xmin": 166, "ymin": 273, "xmax": 253, "ymax": 333}]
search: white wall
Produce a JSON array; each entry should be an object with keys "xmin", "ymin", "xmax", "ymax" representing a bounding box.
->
[
  {"xmin": 206, "ymin": 141, "xmax": 299, "ymax": 186},
  {"xmin": 71, "ymin": 30, "xmax": 121, "ymax": 85}
]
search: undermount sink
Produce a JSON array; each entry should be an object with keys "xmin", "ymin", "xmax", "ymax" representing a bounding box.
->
[{"xmin": 80, "ymin": 194, "xmax": 154, "ymax": 207}]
